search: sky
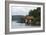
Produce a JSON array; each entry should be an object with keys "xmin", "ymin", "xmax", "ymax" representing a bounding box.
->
[{"xmin": 11, "ymin": 6, "xmax": 37, "ymax": 16}]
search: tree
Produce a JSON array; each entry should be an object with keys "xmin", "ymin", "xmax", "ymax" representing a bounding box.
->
[{"xmin": 28, "ymin": 7, "xmax": 41, "ymax": 26}]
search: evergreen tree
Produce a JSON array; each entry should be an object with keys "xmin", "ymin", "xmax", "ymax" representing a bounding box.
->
[{"xmin": 28, "ymin": 7, "xmax": 41, "ymax": 26}]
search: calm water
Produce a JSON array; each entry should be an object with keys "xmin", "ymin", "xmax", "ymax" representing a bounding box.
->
[
  {"xmin": 11, "ymin": 21, "xmax": 32, "ymax": 29},
  {"xmin": 12, "ymin": 15, "xmax": 32, "ymax": 29},
  {"xmin": 11, "ymin": 21, "xmax": 40, "ymax": 29}
]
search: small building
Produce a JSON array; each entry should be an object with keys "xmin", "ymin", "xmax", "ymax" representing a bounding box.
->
[{"xmin": 23, "ymin": 16, "xmax": 34, "ymax": 25}]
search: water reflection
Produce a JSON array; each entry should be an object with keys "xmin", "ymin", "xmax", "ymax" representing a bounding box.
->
[{"xmin": 11, "ymin": 21, "xmax": 31, "ymax": 29}]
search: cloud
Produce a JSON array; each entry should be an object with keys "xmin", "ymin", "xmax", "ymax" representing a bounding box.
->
[{"xmin": 11, "ymin": 6, "xmax": 37, "ymax": 16}]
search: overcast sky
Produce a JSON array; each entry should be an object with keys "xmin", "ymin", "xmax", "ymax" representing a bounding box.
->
[{"xmin": 11, "ymin": 6, "xmax": 37, "ymax": 16}]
